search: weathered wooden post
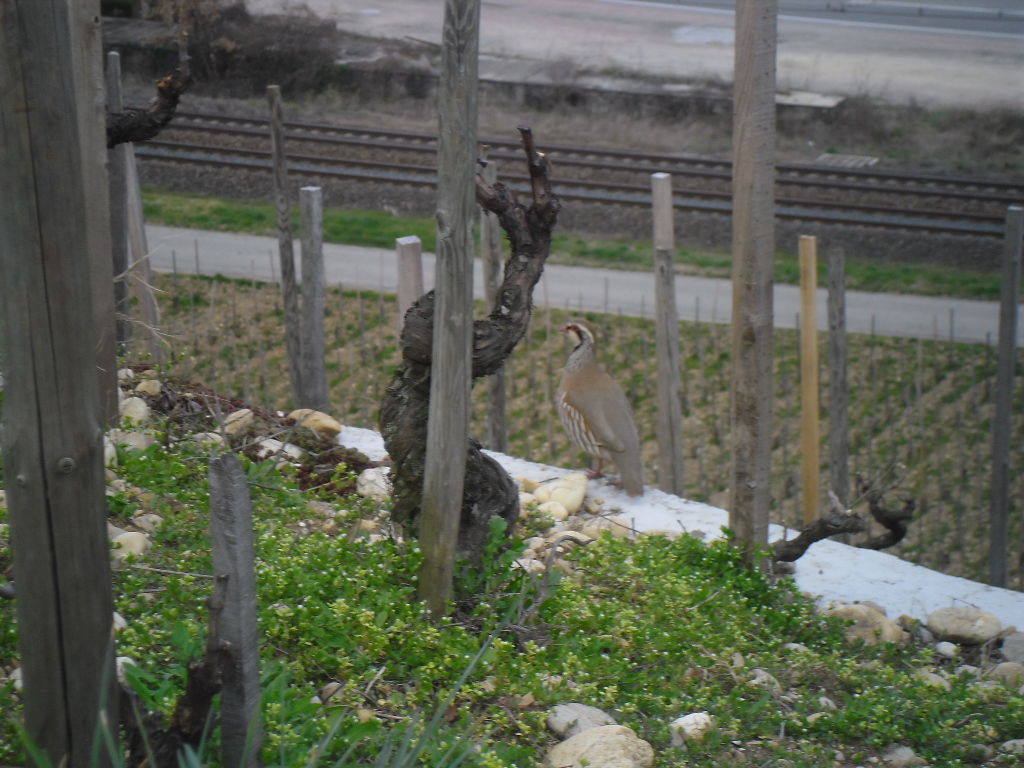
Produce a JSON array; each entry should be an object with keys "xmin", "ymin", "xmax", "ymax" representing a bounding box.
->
[
  {"xmin": 107, "ymin": 51, "xmax": 131, "ymax": 353},
  {"xmin": 208, "ymin": 453, "xmax": 263, "ymax": 768},
  {"xmin": 419, "ymin": 0, "xmax": 481, "ymax": 614},
  {"xmin": 989, "ymin": 206, "xmax": 1023, "ymax": 588},
  {"xmin": 299, "ymin": 186, "xmax": 329, "ymax": 412},
  {"xmin": 267, "ymin": 85, "xmax": 303, "ymax": 403},
  {"xmin": 729, "ymin": 0, "xmax": 777, "ymax": 561},
  {"xmin": 827, "ymin": 245, "xmax": 849, "ymax": 522},
  {"xmin": 127, "ymin": 148, "xmax": 165, "ymax": 364},
  {"xmin": 0, "ymin": 1, "xmax": 117, "ymax": 763},
  {"xmin": 800, "ymin": 235, "xmax": 820, "ymax": 525},
  {"xmin": 72, "ymin": 0, "xmax": 119, "ymax": 425},
  {"xmin": 651, "ymin": 173, "xmax": 685, "ymax": 496},
  {"xmin": 481, "ymin": 160, "xmax": 508, "ymax": 453},
  {"xmin": 396, "ymin": 235, "xmax": 424, "ymax": 334}
]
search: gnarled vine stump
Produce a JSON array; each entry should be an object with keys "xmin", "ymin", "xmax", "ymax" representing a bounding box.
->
[{"xmin": 380, "ymin": 127, "xmax": 559, "ymax": 562}]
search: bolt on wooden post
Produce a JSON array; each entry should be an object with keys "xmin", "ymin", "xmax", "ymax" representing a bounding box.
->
[
  {"xmin": 0, "ymin": 2, "xmax": 117, "ymax": 763},
  {"xmin": 800, "ymin": 235, "xmax": 821, "ymax": 525},
  {"xmin": 299, "ymin": 186, "xmax": 329, "ymax": 412},
  {"xmin": 418, "ymin": 0, "xmax": 481, "ymax": 615},
  {"xmin": 989, "ymin": 206, "xmax": 1023, "ymax": 588},
  {"xmin": 651, "ymin": 172, "xmax": 685, "ymax": 496}
]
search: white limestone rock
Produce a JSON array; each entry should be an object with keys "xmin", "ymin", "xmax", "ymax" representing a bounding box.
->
[
  {"xmin": 882, "ymin": 744, "xmax": 928, "ymax": 767},
  {"xmin": 989, "ymin": 662, "xmax": 1024, "ymax": 688},
  {"xmin": 119, "ymin": 396, "xmax": 151, "ymax": 425},
  {"xmin": 133, "ymin": 514, "xmax": 163, "ymax": 534},
  {"xmin": 533, "ymin": 473, "xmax": 588, "ymax": 516},
  {"xmin": 109, "ymin": 429, "xmax": 156, "ymax": 452},
  {"xmin": 826, "ymin": 603, "xmax": 910, "ymax": 646},
  {"xmin": 546, "ymin": 703, "xmax": 617, "ymax": 740},
  {"xmin": 914, "ymin": 669, "xmax": 950, "ymax": 691},
  {"xmin": 669, "ymin": 712, "xmax": 714, "ymax": 747},
  {"xmin": 191, "ymin": 431, "xmax": 226, "ymax": 447},
  {"xmin": 537, "ymin": 500, "xmax": 569, "ymax": 521},
  {"xmin": 134, "ymin": 379, "xmax": 162, "ymax": 397},
  {"xmin": 104, "ymin": 436, "xmax": 118, "ymax": 467},
  {"xmin": 934, "ymin": 641, "xmax": 959, "ymax": 659},
  {"xmin": 117, "ymin": 368, "xmax": 135, "ymax": 383},
  {"xmin": 926, "ymin": 606, "xmax": 1001, "ymax": 645},
  {"xmin": 544, "ymin": 725, "xmax": 653, "ymax": 768},
  {"xmin": 111, "ymin": 531, "xmax": 151, "ymax": 567},
  {"xmin": 288, "ymin": 408, "xmax": 342, "ymax": 437},
  {"xmin": 356, "ymin": 467, "xmax": 391, "ymax": 502},
  {"xmin": 224, "ymin": 408, "xmax": 254, "ymax": 436},
  {"xmin": 256, "ymin": 438, "xmax": 304, "ymax": 465},
  {"xmin": 1000, "ymin": 631, "xmax": 1024, "ymax": 663}
]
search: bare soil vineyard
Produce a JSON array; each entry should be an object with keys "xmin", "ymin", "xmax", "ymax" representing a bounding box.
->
[{"xmin": 139, "ymin": 272, "xmax": 1024, "ymax": 588}]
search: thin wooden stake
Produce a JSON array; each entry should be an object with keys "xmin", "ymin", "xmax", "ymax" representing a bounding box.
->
[
  {"xmin": 799, "ymin": 235, "xmax": 820, "ymax": 525},
  {"xmin": 827, "ymin": 246, "xmax": 850, "ymax": 514},
  {"xmin": 299, "ymin": 186, "xmax": 329, "ymax": 412}
]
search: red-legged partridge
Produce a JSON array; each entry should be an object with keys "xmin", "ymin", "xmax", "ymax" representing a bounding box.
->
[{"xmin": 556, "ymin": 321, "xmax": 645, "ymax": 497}]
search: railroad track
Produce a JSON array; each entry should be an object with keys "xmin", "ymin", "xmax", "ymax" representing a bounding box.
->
[{"xmin": 137, "ymin": 110, "xmax": 1024, "ymax": 239}]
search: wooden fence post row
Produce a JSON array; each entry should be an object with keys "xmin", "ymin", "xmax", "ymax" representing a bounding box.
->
[
  {"xmin": 481, "ymin": 160, "xmax": 508, "ymax": 453},
  {"xmin": 1, "ymin": 2, "xmax": 117, "ymax": 764},
  {"xmin": 651, "ymin": 172, "xmax": 685, "ymax": 496}
]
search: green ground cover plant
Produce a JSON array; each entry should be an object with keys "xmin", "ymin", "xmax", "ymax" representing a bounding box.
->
[
  {"xmin": 2, "ymin": 399, "xmax": 1023, "ymax": 766},
  {"xmin": 140, "ymin": 189, "xmax": 1004, "ymax": 301}
]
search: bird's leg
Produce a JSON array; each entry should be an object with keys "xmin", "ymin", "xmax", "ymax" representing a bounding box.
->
[{"xmin": 585, "ymin": 457, "xmax": 605, "ymax": 479}]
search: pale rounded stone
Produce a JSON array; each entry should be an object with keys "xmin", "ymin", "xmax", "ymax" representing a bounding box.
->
[
  {"xmin": 519, "ymin": 492, "xmax": 536, "ymax": 509},
  {"xmin": 533, "ymin": 473, "xmax": 588, "ymax": 515},
  {"xmin": 107, "ymin": 523, "xmax": 128, "ymax": 540},
  {"xmin": 782, "ymin": 642, "xmax": 810, "ymax": 653},
  {"xmin": 112, "ymin": 532, "xmax": 151, "ymax": 566},
  {"xmin": 356, "ymin": 467, "xmax": 391, "ymax": 501},
  {"xmin": 256, "ymin": 438, "xmax": 304, "ymax": 463},
  {"xmin": 747, "ymin": 669, "xmax": 782, "ymax": 694},
  {"xmin": 818, "ymin": 695, "xmax": 838, "ymax": 710},
  {"xmin": 537, "ymin": 500, "xmax": 570, "ymax": 521},
  {"xmin": 191, "ymin": 431, "xmax": 226, "ymax": 446},
  {"xmin": 288, "ymin": 408, "xmax": 342, "ymax": 437},
  {"xmin": 109, "ymin": 429, "xmax": 156, "ymax": 452},
  {"xmin": 119, "ymin": 396, "xmax": 151, "ymax": 425},
  {"xmin": 915, "ymin": 669, "xmax": 951, "ymax": 690},
  {"xmin": 546, "ymin": 530, "xmax": 594, "ymax": 547},
  {"xmin": 989, "ymin": 662, "xmax": 1024, "ymax": 687},
  {"xmin": 827, "ymin": 604, "xmax": 910, "ymax": 646},
  {"xmin": 320, "ymin": 681, "xmax": 344, "ymax": 704},
  {"xmin": 140, "ymin": 369, "xmax": 157, "ymax": 379},
  {"xmin": 116, "ymin": 656, "xmax": 136, "ymax": 683},
  {"xmin": 517, "ymin": 477, "xmax": 541, "ymax": 493},
  {"xmin": 934, "ymin": 641, "xmax": 960, "ymax": 659},
  {"xmin": 112, "ymin": 612, "xmax": 128, "ymax": 633},
  {"xmin": 223, "ymin": 408, "xmax": 255, "ymax": 436},
  {"xmin": 545, "ymin": 725, "xmax": 653, "ymax": 768},
  {"xmin": 602, "ymin": 515, "xmax": 633, "ymax": 539},
  {"xmin": 133, "ymin": 514, "xmax": 163, "ymax": 534},
  {"xmin": 8, "ymin": 667, "xmax": 22, "ymax": 690},
  {"xmin": 882, "ymin": 744, "xmax": 927, "ymax": 767},
  {"xmin": 669, "ymin": 712, "xmax": 713, "ymax": 747},
  {"xmin": 1001, "ymin": 739, "xmax": 1024, "ymax": 755},
  {"xmin": 513, "ymin": 558, "xmax": 545, "ymax": 576},
  {"xmin": 134, "ymin": 379, "xmax": 162, "ymax": 397},
  {"xmin": 926, "ymin": 606, "xmax": 1001, "ymax": 645},
  {"xmin": 546, "ymin": 703, "xmax": 617, "ymax": 739},
  {"xmin": 1000, "ymin": 631, "xmax": 1024, "ymax": 663},
  {"xmin": 117, "ymin": 368, "xmax": 135, "ymax": 382}
]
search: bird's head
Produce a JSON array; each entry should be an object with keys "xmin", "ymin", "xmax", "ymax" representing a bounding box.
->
[{"xmin": 560, "ymin": 319, "xmax": 596, "ymax": 349}]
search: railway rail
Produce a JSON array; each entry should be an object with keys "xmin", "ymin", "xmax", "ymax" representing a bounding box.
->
[{"xmin": 137, "ymin": 110, "xmax": 1024, "ymax": 239}]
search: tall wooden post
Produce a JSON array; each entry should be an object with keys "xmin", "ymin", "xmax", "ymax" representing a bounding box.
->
[
  {"xmin": 209, "ymin": 453, "xmax": 263, "ymax": 768},
  {"xmin": 396, "ymin": 235, "xmax": 424, "ymax": 334},
  {"xmin": 126, "ymin": 148, "xmax": 165, "ymax": 365},
  {"xmin": 0, "ymin": 1, "xmax": 117, "ymax": 763},
  {"xmin": 800, "ymin": 235, "xmax": 820, "ymax": 525},
  {"xmin": 652, "ymin": 173, "xmax": 685, "ymax": 496},
  {"xmin": 72, "ymin": 0, "xmax": 119, "ymax": 425},
  {"xmin": 107, "ymin": 51, "xmax": 131, "ymax": 353},
  {"xmin": 267, "ymin": 85, "xmax": 303, "ymax": 404},
  {"xmin": 729, "ymin": 0, "xmax": 777, "ymax": 560},
  {"xmin": 481, "ymin": 160, "xmax": 508, "ymax": 453},
  {"xmin": 989, "ymin": 206, "xmax": 1023, "ymax": 588},
  {"xmin": 299, "ymin": 186, "xmax": 329, "ymax": 412},
  {"xmin": 419, "ymin": 0, "xmax": 481, "ymax": 614},
  {"xmin": 827, "ymin": 246, "xmax": 849, "ymax": 516}
]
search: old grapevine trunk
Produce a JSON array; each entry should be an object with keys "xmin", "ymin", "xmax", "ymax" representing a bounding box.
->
[{"xmin": 380, "ymin": 128, "xmax": 559, "ymax": 561}]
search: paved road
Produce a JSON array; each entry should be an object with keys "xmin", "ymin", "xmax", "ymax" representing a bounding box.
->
[
  {"xmin": 148, "ymin": 225, "xmax": 1020, "ymax": 344},
  {"xmin": 247, "ymin": 0, "xmax": 1024, "ymax": 108}
]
